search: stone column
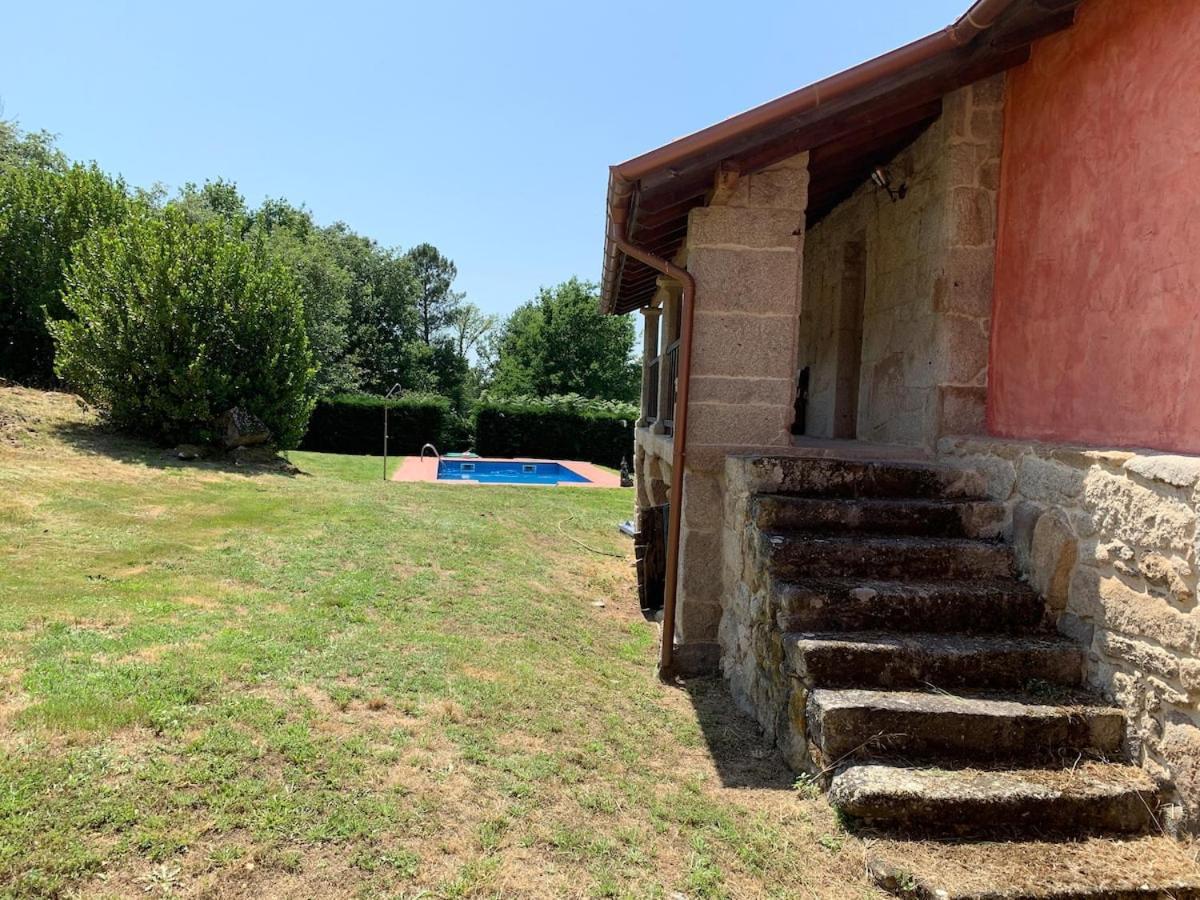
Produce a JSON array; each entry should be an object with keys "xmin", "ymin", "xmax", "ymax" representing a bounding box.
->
[
  {"xmin": 638, "ymin": 307, "xmax": 661, "ymax": 428},
  {"xmin": 935, "ymin": 74, "xmax": 1005, "ymax": 439},
  {"xmin": 669, "ymin": 152, "xmax": 810, "ymax": 672},
  {"xmin": 653, "ymin": 283, "xmax": 681, "ymax": 435}
]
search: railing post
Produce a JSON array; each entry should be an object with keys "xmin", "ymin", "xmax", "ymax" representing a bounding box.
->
[
  {"xmin": 639, "ymin": 306, "xmax": 662, "ymax": 429},
  {"xmin": 653, "ymin": 286, "xmax": 681, "ymax": 435}
]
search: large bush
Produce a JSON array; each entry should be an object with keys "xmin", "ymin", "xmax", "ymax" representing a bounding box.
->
[
  {"xmin": 299, "ymin": 393, "xmax": 451, "ymax": 455},
  {"xmin": 0, "ymin": 163, "xmax": 130, "ymax": 384},
  {"xmin": 474, "ymin": 394, "xmax": 636, "ymax": 468},
  {"xmin": 52, "ymin": 207, "xmax": 315, "ymax": 447}
]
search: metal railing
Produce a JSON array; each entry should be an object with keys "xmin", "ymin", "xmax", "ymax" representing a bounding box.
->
[{"xmin": 662, "ymin": 340, "xmax": 679, "ymax": 433}]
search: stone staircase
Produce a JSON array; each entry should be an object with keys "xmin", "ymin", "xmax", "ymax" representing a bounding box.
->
[{"xmin": 743, "ymin": 457, "xmax": 1200, "ymax": 898}]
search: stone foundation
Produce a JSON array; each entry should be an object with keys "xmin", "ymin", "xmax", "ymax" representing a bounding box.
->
[{"xmin": 940, "ymin": 437, "xmax": 1200, "ymax": 831}]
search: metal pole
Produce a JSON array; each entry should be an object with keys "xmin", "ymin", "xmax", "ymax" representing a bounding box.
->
[{"xmin": 383, "ymin": 383, "xmax": 402, "ymax": 482}]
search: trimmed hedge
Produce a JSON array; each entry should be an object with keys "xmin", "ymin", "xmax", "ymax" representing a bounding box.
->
[
  {"xmin": 474, "ymin": 394, "xmax": 636, "ymax": 469},
  {"xmin": 299, "ymin": 393, "xmax": 450, "ymax": 456}
]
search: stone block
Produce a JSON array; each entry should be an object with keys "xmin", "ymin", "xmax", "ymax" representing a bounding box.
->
[
  {"xmin": 938, "ymin": 385, "xmax": 987, "ymax": 437},
  {"xmin": 1096, "ymin": 632, "xmax": 1179, "ymax": 681},
  {"xmin": 950, "ymin": 187, "xmax": 996, "ymax": 248},
  {"xmin": 688, "ymin": 206, "xmax": 805, "ymax": 251},
  {"xmin": 1058, "ymin": 611, "xmax": 1096, "ymax": 647},
  {"xmin": 679, "ymin": 526, "xmax": 724, "ymax": 611},
  {"xmin": 685, "ymin": 402, "xmax": 792, "ymax": 448},
  {"xmin": 689, "ymin": 248, "xmax": 801, "ymax": 316},
  {"xmin": 676, "ymin": 597, "xmax": 723, "ymax": 644},
  {"xmin": 1082, "ymin": 469, "xmax": 1196, "ymax": 553},
  {"xmin": 979, "ymin": 159, "xmax": 1002, "ymax": 191},
  {"xmin": 971, "ymin": 73, "xmax": 1006, "ymax": 109},
  {"xmin": 748, "ymin": 166, "xmax": 809, "ymax": 212},
  {"xmin": 1159, "ymin": 717, "xmax": 1200, "ymax": 830},
  {"xmin": 687, "ymin": 375, "xmax": 795, "ymax": 409},
  {"xmin": 682, "ymin": 470, "xmax": 723, "ymax": 530},
  {"xmin": 939, "ymin": 314, "xmax": 990, "ymax": 385},
  {"xmin": 970, "ymin": 106, "xmax": 1004, "ymax": 142},
  {"xmin": 1031, "ymin": 509, "xmax": 1078, "ymax": 617},
  {"xmin": 1123, "ymin": 454, "xmax": 1200, "ymax": 490},
  {"xmin": 942, "ymin": 246, "xmax": 997, "ymax": 318},
  {"xmin": 1017, "ymin": 455, "xmax": 1085, "ymax": 505},
  {"xmin": 1094, "ymin": 574, "xmax": 1200, "ymax": 656},
  {"xmin": 690, "ymin": 311, "xmax": 798, "ymax": 378},
  {"xmin": 1140, "ymin": 552, "xmax": 1194, "ymax": 603},
  {"xmin": 669, "ymin": 641, "xmax": 721, "ymax": 676}
]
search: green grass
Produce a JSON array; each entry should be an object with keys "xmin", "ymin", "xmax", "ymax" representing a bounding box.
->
[{"xmin": 0, "ymin": 387, "xmax": 874, "ymax": 899}]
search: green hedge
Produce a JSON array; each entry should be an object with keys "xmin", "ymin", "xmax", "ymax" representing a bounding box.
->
[
  {"xmin": 474, "ymin": 394, "xmax": 636, "ymax": 468},
  {"xmin": 299, "ymin": 393, "xmax": 450, "ymax": 456}
]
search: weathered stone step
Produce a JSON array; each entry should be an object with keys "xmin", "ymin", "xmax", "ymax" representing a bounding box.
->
[
  {"xmin": 753, "ymin": 495, "xmax": 1006, "ymax": 538},
  {"xmin": 755, "ymin": 457, "xmax": 987, "ymax": 500},
  {"xmin": 808, "ymin": 688, "xmax": 1124, "ymax": 765},
  {"xmin": 762, "ymin": 532, "xmax": 1015, "ymax": 580},
  {"xmin": 866, "ymin": 835, "xmax": 1200, "ymax": 899},
  {"xmin": 829, "ymin": 762, "xmax": 1160, "ymax": 837},
  {"xmin": 773, "ymin": 578, "xmax": 1044, "ymax": 634},
  {"xmin": 785, "ymin": 632, "xmax": 1084, "ymax": 690}
]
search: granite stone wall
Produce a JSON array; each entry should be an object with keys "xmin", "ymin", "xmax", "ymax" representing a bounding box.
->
[
  {"xmin": 941, "ymin": 437, "xmax": 1200, "ymax": 831},
  {"xmin": 798, "ymin": 77, "xmax": 1004, "ymax": 447}
]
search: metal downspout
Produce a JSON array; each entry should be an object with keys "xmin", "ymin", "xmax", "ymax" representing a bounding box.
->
[{"xmin": 609, "ymin": 188, "xmax": 695, "ymax": 680}]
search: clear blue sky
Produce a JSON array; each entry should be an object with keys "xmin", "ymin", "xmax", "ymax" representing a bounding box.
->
[{"xmin": 1, "ymin": 1, "xmax": 964, "ymax": 319}]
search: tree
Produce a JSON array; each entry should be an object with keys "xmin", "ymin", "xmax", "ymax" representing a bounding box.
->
[
  {"xmin": 0, "ymin": 162, "xmax": 130, "ymax": 384},
  {"xmin": 447, "ymin": 301, "xmax": 497, "ymax": 359},
  {"xmin": 325, "ymin": 224, "xmax": 422, "ymax": 394},
  {"xmin": 0, "ymin": 119, "xmax": 65, "ymax": 173},
  {"xmin": 403, "ymin": 242, "xmax": 461, "ymax": 346},
  {"xmin": 52, "ymin": 207, "xmax": 314, "ymax": 447},
  {"xmin": 172, "ymin": 179, "xmax": 248, "ymax": 227},
  {"xmin": 488, "ymin": 278, "xmax": 639, "ymax": 402},
  {"xmin": 262, "ymin": 221, "xmax": 358, "ymax": 397}
]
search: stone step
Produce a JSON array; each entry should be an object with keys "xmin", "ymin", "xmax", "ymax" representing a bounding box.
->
[
  {"xmin": 756, "ymin": 457, "xmax": 987, "ymax": 500},
  {"xmin": 807, "ymin": 688, "xmax": 1125, "ymax": 765},
  {"xmin": 762, "ymin": 532, "xmax": 1015, "ymax": 580},
  {"xmin": 773, "ymin": 577, "xmax": 1044, "ymax": 634},
  {"xmin": 753, "ymin": 495, "xmax": 1006, "ymax": 538},
  {"xmin": 829, "ymin": 762, "xmax": 1161, "ymax": 837},
  {"xmin": 785, "ymin": 632, "xmax": 1084, "ymax": 690},
  {"xmin": 866, "ymin": 835, "xmax": 1200, "ymax": 899}
]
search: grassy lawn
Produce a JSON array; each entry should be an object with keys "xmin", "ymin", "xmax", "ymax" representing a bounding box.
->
[{"xmin": 0, "ymin": 386, "xmax": 873, "ymax": 899}]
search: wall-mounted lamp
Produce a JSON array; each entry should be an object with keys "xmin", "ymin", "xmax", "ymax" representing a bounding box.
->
[{"xmin": 870, "ymin": 166, "xmax": 907, "ymax": 202}]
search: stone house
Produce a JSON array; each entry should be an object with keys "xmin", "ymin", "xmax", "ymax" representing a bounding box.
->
[{"xmin": 602, "ymin": 0, "xmax": 1200, "ymax": 891}]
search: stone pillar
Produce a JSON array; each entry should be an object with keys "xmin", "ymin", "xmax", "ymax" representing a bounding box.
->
[
  {"xmin": 653, "ymin": 283, "xmax": 681, "ymax": 435},
  {"xmin": 638, "ymin": 306, "xmax": 661, "ymax": 428},
  {"xmin": 935, "ymin": 74, "xmax": 1005, "ymax": 439},
  {"xmin": 670, "ymin": 152, "xmax": 809, "ymax": 670}
]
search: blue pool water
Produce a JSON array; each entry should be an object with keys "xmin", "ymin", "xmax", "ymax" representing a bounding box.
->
[{"xmin": 437, "ymin": 459, "xmax": 591, "ymax": 485}]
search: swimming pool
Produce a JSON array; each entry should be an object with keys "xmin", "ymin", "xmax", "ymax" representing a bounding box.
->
[{"xmin": 437, "ymin": 459, "xmax": 592, "ymax": 485}]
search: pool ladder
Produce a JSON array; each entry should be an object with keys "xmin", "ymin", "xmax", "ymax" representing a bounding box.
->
[{"xmin": 421, "ymin": 443, "xmax": 441, "ymax": 461}]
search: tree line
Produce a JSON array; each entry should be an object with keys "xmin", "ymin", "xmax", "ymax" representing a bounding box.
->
[{"xmin": 0, "ymin": 119, "xmax": 638, "ymax": 447}]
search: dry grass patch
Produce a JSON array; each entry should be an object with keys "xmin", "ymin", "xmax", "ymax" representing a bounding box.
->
[{"xmin": 0, "ymin": 387, "xmax": 884, "ymax": 899}]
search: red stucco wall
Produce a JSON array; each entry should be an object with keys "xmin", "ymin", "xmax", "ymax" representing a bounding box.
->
[{"xmin": 987, "ymin": 0, "xmax": 1200, "ymax": 453}]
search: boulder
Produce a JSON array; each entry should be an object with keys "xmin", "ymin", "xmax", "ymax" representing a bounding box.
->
[{"xmin": 217, "ymin": 407, "xmax": 270, "ymax": 449}]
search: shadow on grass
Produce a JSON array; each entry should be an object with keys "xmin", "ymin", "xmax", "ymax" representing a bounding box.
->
[
  {"xmin": 679, "ymin": 675, "xmax": 796, "ymax": 791},
  {"xmin": 48, "ymin": 419, "xmax": 305, "ymax": 478}
]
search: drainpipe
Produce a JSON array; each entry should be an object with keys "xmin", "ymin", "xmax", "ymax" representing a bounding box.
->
[{"xmin": 609, "ymin": 182, "xmax": 695, "ymax": 681}]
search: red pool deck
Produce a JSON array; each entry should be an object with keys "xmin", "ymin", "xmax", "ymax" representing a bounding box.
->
[{"xmin": 391, "ymin": 456, "xmax": 621, "ymax": 487}]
